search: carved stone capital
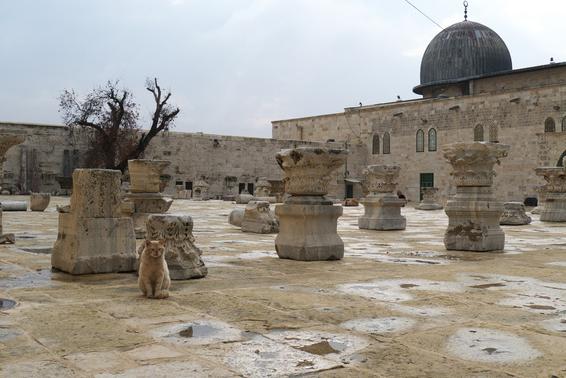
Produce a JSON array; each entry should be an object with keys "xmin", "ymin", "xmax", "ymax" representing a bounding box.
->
[
  {"xmin": 362, "ymin": 165, "xmax": 400, "ymax": 195},
  {"xmin": 276, "ymin": 147, "xmax": 347, "ymax": 196},
  {"xmin": 535, "ymin": 167, "xmax": 566, "ymax": 193},
  {"xmin": 443, "ymin": 142, "xmax": 509, "ymax": 187}
]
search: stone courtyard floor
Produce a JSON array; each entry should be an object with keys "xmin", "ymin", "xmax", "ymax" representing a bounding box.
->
[{"xmin": 1, "ymin": 195, "xmax": 566, "ymax": 377}]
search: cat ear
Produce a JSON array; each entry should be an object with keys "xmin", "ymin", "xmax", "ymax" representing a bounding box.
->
[{"xmin": 143, "ymin": 239, "xmax": 150, "ymax": 247}]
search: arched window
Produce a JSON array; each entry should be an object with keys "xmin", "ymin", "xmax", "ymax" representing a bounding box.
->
[
  {"xmin": 545, "ymin": 117, "xmax": 556, "ymax": 132},
  {"xmin": 562, "ymin": 116, "xmax": 566, "ymax": 132},
  {"xmin": 383, "ymin": 132, "xmax": 391, "ymax": 154},
  {"xmin": 489, "ymin": 125, "xmax": 498, "ymax": 142},
  {"xmin": 474, "ymin": 125, "xmax": 484, "ymax": 141},
  {"xmin": 416, "ymin": 129, "xmax": 424, "ymax": 152},
  {"xmin": 372, "ymin": 134, "xmax": 380, "ymax": 154},
  {"xmin": 428, "ymin": 128, "xmax": 437, "ymax": 151}
]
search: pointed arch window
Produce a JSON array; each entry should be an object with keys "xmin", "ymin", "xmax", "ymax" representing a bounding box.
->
[
  {"xmin": 383, "ymin": 132, "xmax": 391, "ymax": 154},
  {"xmin": 428, "ymin": 128, "xmax": 437, "ymax": 151},
  {"xmin": 416, "ymin": 129, "xmax": 424, "ymax": 152},
  {"xmin": 474, "ymin": 125, "xmax": 484, "ymax": 141},
  {"xmin": 489, "ymin": 125, "xmax": 498, "ymax": 142},
  {"xmin": 545, "ymin": 117, "xmax": 556, "ymax": 132},
  {"xmin": 561, "ymin": 116, "xmax": 566, "ymax": 132},
  {"xmin": 372, "ymin": 134, "xmax": 380, "ymax": 154}
]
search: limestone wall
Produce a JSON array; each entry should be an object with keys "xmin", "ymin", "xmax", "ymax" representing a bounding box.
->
[
  {"xmin": 272, "ymin": 82, "xmax": 566, "ymax": 203},
  {"xmin": 0, "ymin": 122, "xmax": 366, "ymax": 199}
]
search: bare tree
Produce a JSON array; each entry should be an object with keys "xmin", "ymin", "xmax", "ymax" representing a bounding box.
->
[{"xmin": 59, "ymin": 78, "xmax": 180, "ymax": 172}]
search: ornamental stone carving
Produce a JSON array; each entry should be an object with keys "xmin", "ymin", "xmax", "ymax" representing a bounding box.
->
[
  {"xmin": 275, "ymin": 147, "xmax": 347, "ymax": 261},
  {"xmin": 535, "ymin": 167, "xmax": 566, "ymax": 222},
  {"xmin": 276, "ymin": 147, "xmax": 348, "ymax": 196},
  {"xmin": 443, "ymin": 142, "xmax": 509, "ymax": 252},
  {"xmin": 443, "ymin": 142, "xmax": 509, "ymax": 187},
  {"xmin": 192, "ymin": 179, "xmax": 210, "ymax": 200},
  {"xmin": 51, "ymin": 169, "xmax": 137, "ymax": 274},
  {"xmin": 500, "ymin": 202, "xmax": 532, "ymax": 225},
  {"xmin": 358, "ymin": 165, "xmax": 406, "ymax": 230},
  {"xmin": 241, "ymin": 201, "xmax": 279, "ymax": 234},
  {"xmin": 416, "ymin": 187, "xmax": 443, "ymax": 210},
  {"xmin": 145, "ymin": 214, "xmax": 207, "ymax": 280},
  {"xmin": 254, "ymin": 178, "xmax": 271, "ymax": 197}
]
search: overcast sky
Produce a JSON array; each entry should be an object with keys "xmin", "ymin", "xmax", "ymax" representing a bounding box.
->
[{"xmin": 1, "ymin": 0, "xmax": 565, "ymax": 137}]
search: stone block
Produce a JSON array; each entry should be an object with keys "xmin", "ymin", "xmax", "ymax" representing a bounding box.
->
[
  {"xmin": 359, "ymin": 195, "xmax": 406, "ymax": 230},
  {"xmin": 228, "ymin": 208, "xmax": 244, "ymax": 227},
  {"xmin": 70, "ymin": 169, "xmax": 121, "ymax": 218},
  {"xmin": 51, "ymin": 214, "xmax": 136, "ymax": 274},
  {"xmin": 275, "ymin": 204, "xmax": 343, "ymax": 261}
]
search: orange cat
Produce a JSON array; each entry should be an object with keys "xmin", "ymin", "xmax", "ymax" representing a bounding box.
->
[{"xmin": 138, "ymin": 240, "xmax": 171, "ymax": 299}]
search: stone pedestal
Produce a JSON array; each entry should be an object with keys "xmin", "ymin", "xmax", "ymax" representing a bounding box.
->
[
  {"xmin": 241, "ymin": 201, "xmax": 279, "ymax": 234},
  {"xmin": 500, "ymin": 202, "xmax": 532, "ymax": 225},
  {"xmin": 530, "ymin": 186, "xmax": 546, "ymax": 214},
  {"xmin": 125, "ymin": 160, "xmax": 173, "ymax": 239},
  {"xmin": 416, "ymin": 187, "xmax": 443, "ymax": 210},
  {"xmin": 358, "ymin": 165, "xmax": 406, "ymax": 230},
  {"xmin": 274, "ymin": 147, "xmax": 347, "ymax": 261},
  {"xmin": 51, "ymin": 169, "xmax": 137, "ymax": 274},
  {"xmin": 535, "ymin": 167, "xmax": 566, "ymax": 222},
  {"xmin": 30, "ymin": 193, "xmax": 51, "ymax": 211},
  {"xmin": 0, "ymin": 134, "xmax": 25, "ymax": 242},
  {"xmin": 443, "ymin": 142, "xmax": 509, "ymax": 252},
  {"xmin": 253, "ymin": 178, "xmax": 276, "ymax": 203},
  {"xmin": 146, "ymin": 214, "xmax": 207, "ymax": 280},
  {"xmin": 192, "ymin": 180, "xmax": 209, "ymax": 200}
]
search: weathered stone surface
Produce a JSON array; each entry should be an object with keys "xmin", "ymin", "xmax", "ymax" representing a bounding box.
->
[
  {"xmin": 235, "ymin": 191, "xmax": 253, "ymax": 204},
  {"xmin": 128, "ymin": 159, "xmax": 171, "ymax": 194},
  {"xmin": 275, "ymin": 147, "xmax": 347, "ymax": 261},
  {"xmin": 29, "ymin": 193, "xmax": 50, "ymax": 212},
  {"xmin": 443, "ymin": 143, "xmax": 509, "ymax": 252},
  {"xmin": 1, "ymin": 201, "xmax": 28, "ymax": 211},
  {"xmin": 500, "ymin": 202, "xmax": 532, "ymax": 225},
  {"xmin": 228, "ymin": 208, "xmax": 245, "ymax": 227},
  {"xmin": 51, "ymin": 169, "xmax": 136, "ymax": 274},
  {"xmin": 146, "ymin": 214, "xmax": 207, "ymax": 280},
  {"xmin": 241, "ymin": 201, "xmax": 279, "ymax": 234},
  {"xmin": 530, "ymin": 185, "xmax": 547, "ymax": 214},
  {"xmin": 254, "ymin": 178, "xmax": 271, "ymax": 197},
  {"xmin": 192, "ymin": 180, "xmax": 209, "ymax": 200},
  {"xmin": 535, "ymin": 167, "xmax": 566, "ymax": 222},
  {"xmin": 123, "ymin": 163, "xmax": 174, "ymax": 239},
  {"xmin": 359, "ymin": 165, "xmax": 406, "ymax": 231},
  {"xmin": 416, "ymin": 187, "xmax": 443, "ymax": 210}
]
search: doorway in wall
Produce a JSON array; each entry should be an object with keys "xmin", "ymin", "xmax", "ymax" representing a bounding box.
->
[
  {"xmin": 419, "ymin": 173, "xmax": 434, "ymax": 201},
  {"xmin": 345, "ymin": 183, "xmax": 354, "ymax": 199}
]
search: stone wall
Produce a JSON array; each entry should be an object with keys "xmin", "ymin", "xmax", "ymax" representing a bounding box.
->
[
  {"xmin": 272, "ymin": 74, "xmax": 566, "ymax": 203},
  {"xmin": 0, "ymin": 122, "xmax": 367, "ymax": 199}
]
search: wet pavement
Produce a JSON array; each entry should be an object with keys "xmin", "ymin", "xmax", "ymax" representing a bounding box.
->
[{"xmin": 1, "ymin": 196, "xmax": 566, "ymax": 377}]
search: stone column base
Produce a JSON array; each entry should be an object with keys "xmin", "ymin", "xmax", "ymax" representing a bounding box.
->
[
  {"xmin": 444, "ymin": 188, "xmax": 504, "ymax": 251},
  {"xmin": 359, "ymin": 195, "xmax": 406, "ymax": 230},
  {"xmin": 540, "ymin": 193, "xmax": 566, "ymax": 222},
  {"xmin": 275, "ymin": 203, "xmax": 343, "ymax": 261},
  {"xmin": 51, "ymin": 214, "xmax": 137, "ymax": 274}
]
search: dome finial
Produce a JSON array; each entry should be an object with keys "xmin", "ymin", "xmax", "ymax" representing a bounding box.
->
[{"xmin": 463, "ymin": 1, "xmax": 469, "ymax": 21}]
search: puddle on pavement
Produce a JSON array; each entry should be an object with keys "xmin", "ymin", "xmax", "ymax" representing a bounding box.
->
[
  {"xmin": 446, "ymin": 328, "xmax": 541, "ymax": 363},
  {"xmin": 469, "ymin": 282, "xmax": 507, "ymax": 289},
  {"xmin": 540, "ymin": 318, "xmax": 566, "ymax": 333},
  {"xmin": 152, "ymin": 319, "xmax": 243, "ymax": 346},
  {"xmin": 341, "ymin": 317, "xmax": 416, "ymax": 334},
  {"xmin": 224, "ymin": 335, "xmax": 340, "ymax": 378},
  {"xmin": 0, "ymin": 298, "xmax": 17, "ymax": 309},
  {"xmin": 17, "ymin": 247, "xmax": 52, "ymax": 254},
  {"xmin": 0, "ymin": 327, "xmax": 23, "ymax": 341}
]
